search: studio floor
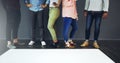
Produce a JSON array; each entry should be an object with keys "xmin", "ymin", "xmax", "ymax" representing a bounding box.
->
[
  {"xmin": 0, "ymin": 49, "xmax": 115, "ymax": 63},
  {"xmin": 0, "ymin": 40, "xmax": 120, "ymax": 63}
]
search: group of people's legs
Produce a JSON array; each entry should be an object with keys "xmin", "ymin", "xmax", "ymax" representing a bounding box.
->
[{"xmin": 2, "ymin": 0, "xmax": 109, "ymax": 49}]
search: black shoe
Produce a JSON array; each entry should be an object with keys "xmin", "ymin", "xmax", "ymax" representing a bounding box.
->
[{"xmin": 52, "ymin": 42, "xmax": 59, "ymax": 48}]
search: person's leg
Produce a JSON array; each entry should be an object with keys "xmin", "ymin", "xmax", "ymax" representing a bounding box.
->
[
  {"xmin": 85, "ymin": 12, "xmax": 94, "ymax": 40},
  {"xmin": 47, "ymin": 8, "xmax": 60, "ymax": 48},
  {"xmin": 63, "ymin": 17, "xmax": 72, "ymax": 42},
  {"xmin": 63, "ymin": 17, "xmax": 72, "ymax": 48},
  {"xmin": 93, "ymin": 11, "xmax": 103, "ymax": 48},
  {"xmin": 37, "ymin": 10, "xmax": 47, "ymax": 47},
  {"xmin": 32, "ymin": 12, "xmax": 37, "ymax": 41},
  {"xmin": 37, "ymin": 11, "xmax": 44, "ymax": 41},
  {"xmin": 6, "ymin": 10, "xmax": 13, "ymax": 41},
  {"xmin": 69, "ymin": 19, "xmax": 78, "ymax": 40},
  {"xmin": 66, "ymin": 19, "xmax": 78, "ymax": 48},
  {"xmin": 47, "ymin": 8, "xmax": 60, "ymax": 43},
  {"xmin": 81, "ymin": 11, "xmax": 94, "ymax": 47},
  {"xmin": 6, "ymin": 10, "xmax": 16, "ymax": 49},
  {"xmin": 94, "ymin": 12, "xmax": 103, "ymax": 41},
  {"xmin": 42, "ymin": 7, "xmax": 49, "ymax": 42},
  {"xmin": 12, "ymin": 9, "xmax": 21, "ymax": 43},
  {"xmin": 28, "ymin": 11, "xmax": 37, "ymax": 45}
]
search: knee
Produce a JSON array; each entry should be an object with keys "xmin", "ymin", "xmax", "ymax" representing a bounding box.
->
[
  {"xmin": 75, "ymin": 27, "xmax": 78, "ymax": 31},
  {"xmin": 47, "ymin": 24, "xmax": 53, "ymax": 30},
  {"xmin": 73, "ymin": 26, "xmax": 78, "ymax": 32}
]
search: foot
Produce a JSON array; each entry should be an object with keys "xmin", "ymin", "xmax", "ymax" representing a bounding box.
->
[
  {"xmin": 93, "ymin": 41, "xmax": 100, "ymax": 49},
  {"xmin": 7, "ymin": 41, "xmax": 16, "ymax": 49},
  {"xmin": 52, "ymin": 42, "xmax": 59, "ymax": 48},
  {"xmin": 68, "ymin": 39, "xmax": 76, "ymax": 46},
  {"xmin": 65, "ymin": 40, "xmax": 75, "ymax": 48},
  {"xmin": 41, "ymin": 41, "xmax": 46, "ymax": 48},
  {"xmin": 65, "ymin": 42, "xmax": 70, "ymax": 48},
  {"xmin": 80, "ymin": 40, "xmax": 89, "ymax": 47},
  {"xmin": 7, "ymin": 44, "xmax": 16, "ymax": 49},
  {"xmin": 28, "ymin": 41, "xmax": 35, "ymax": 46}
]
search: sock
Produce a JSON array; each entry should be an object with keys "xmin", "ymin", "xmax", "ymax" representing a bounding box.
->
[
  {"xmin": 68, "ymin": 39, "xmax": 72, "ymax": 42},
  {"xmin": 85, "ymin": 40, "xmax": 89, "ymax": 42}
]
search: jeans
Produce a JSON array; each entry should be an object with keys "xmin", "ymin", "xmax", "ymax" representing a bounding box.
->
[
  {"xmin": 85, "ymin": 11, "xmax": 103, "ymax": 40},
  {"xmin": 29, "ymin": 10, "xmax": 47, "ymax": 41},
  {"xmin": 63, "ymin": 17, "xmax": 78, "ymax": 42}
]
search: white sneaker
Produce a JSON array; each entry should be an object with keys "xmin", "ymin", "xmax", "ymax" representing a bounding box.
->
[
  {"xmin": 41, "ymin": 41, "xmax": 46, "ymax": 46},
  {"xmin": 41, "ymin": 41, "xmax": 46, "ymax": 48},
  {"xmin": 7, "ymin": 41, "xmax": 16, "ymax": 49},
  {"xmin": 28, "ymin": 41, "xmax": 35, "ymax": 46},
  {"xmin": 65, "ymin": 42, "xmax": 70, "ymax": 47}
]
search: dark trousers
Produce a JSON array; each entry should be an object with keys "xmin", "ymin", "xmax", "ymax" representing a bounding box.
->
[
  {"xmin": 63, "ymin": 17, "xmax": 78, "ymax": 42},
  {"xmin": 29, "ymin": 10, "xmax": 46, "ymax": 41},
  {"xmin": 6, "ymin": 9, "xmax": 21, "ymax": 41},
  {"xmin": 85, "ymin": 11, "xmax": 103, "ymax": 40}
]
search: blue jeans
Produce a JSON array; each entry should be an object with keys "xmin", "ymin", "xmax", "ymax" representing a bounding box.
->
[
  {"xmin": 85, "ymin": 11, "xmax": 103, "ymax": 40},
  {"xmin": 63, "ymin": 17, "xmax": 78, "ymax": 42}
]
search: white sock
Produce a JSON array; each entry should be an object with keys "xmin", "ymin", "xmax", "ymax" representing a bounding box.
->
[
  {"xmin": 85, "ymin": 40, "xmax": 89, "ymax": 42},
  {"xmin": 68, "ymin": 39, "xmax": 72, "ymax": 41}
]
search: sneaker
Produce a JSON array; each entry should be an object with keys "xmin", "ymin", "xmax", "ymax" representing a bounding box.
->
[
  {"xmin": 80, "ymin": 40, "xmax": 89, "ymax": 47},
  {"xmin": 65, "ymin": 41, "xmax": 75, "ymax": 48},
  {"xmin": 7, "ymin": 41, "xmax": 16, "ymax": 49},
  {"xmin": 68, "ymin": 39, "xmax": 76, "ymax": 46},
  {"xmin": 93, "ymin": 41, "xmax": 100, "ymax": 49},
  {"xmin": 28, "ymin": 41, "xmax": 35, "ymax": 46},
  {"xmin": 65, "ymin": 42, "xmax": 70, "ymax": 48},
  {"xmin": 7, "ymin": 44, "xmax": 16, "ymax": 49},
  {"xmin": 41, "ymin": 41, "xmax": 46, "ymax": 48}
]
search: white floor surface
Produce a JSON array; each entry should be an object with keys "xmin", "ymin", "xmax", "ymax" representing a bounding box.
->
[{"xmin": 0, "ymin": 49, "xmax": 115, "ymax": 63}]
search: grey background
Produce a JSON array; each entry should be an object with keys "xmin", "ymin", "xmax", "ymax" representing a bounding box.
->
[{"xmin": 0, "ymin": 0, "xmax": 120, "ymax": 40}]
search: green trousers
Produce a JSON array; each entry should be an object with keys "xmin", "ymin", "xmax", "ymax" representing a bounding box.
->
[{"xmin": 47, "ymin": 7, "xmax": 60, "ymax": 41}]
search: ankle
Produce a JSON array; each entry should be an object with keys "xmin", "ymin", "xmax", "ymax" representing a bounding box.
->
[
  {"xmin": 68, "ymin": 39, "xmax": 72, "ymax": 42},
  {"xmin": 64, "ymin": 40, "xmax": 67, "ymax": 43},
  {"xmin": 13, "ymin": 38, "xmax": 18, "ymax": 43},
  {"xmin": 53, "ymin": 40, "xmax": 58, "ymax": 43},
  {"xmin": 85, "ymin": 39, "xmax": 89, "ymax": 42}
]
